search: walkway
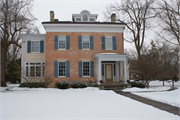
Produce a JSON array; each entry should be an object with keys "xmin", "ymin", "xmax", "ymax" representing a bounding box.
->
[{"xmin": 114, "ymin": 90, "xmax": 180, "ymax": 116}]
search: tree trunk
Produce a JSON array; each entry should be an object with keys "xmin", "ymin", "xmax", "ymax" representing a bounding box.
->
[{"xmin": 1, "ymin": 45, "xmax": 7, "ymax": 87}]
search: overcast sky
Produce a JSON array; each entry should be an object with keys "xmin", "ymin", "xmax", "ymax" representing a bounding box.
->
[{"xmin": 32, "ymin": 0, "xmax": 138, "ymax": 49}]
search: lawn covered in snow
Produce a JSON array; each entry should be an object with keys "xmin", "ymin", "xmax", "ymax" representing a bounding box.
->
[
  {"xmin": 0, "ymin": 84, "xmax": 179, "ymax": 120},
  {"xmin": 123, "ymin": 81, "xmax": 180, "ymax": 107}
]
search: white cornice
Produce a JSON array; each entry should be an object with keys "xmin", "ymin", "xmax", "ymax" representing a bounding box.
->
[
  {"xmin": 19, "ymin": 34, "xmax": 46, "ymax": 41},
  {"xmin": 42, "ymin": 24, "xmax": 126, "ymax": 33}
]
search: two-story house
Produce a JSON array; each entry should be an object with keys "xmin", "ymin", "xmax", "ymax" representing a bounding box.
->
[{"xmin": 20, "ymin": 10, "xmax": 129, "ymax": 87}]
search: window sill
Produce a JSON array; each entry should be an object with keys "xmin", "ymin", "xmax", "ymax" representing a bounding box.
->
[
  {"xmin": 82, "ymin": 76, "xmax": 91, "ymax": 78},
  {"xmin": 58, "ymin": 49, "xmax": 66, "ymax": 51},
  {"xmin": 58, "ymin": 76, "xmax": 66, "ymax": 78},
  {"xmin": 82, "ymin": 49, "xmax": 90, "ymax": 50}
]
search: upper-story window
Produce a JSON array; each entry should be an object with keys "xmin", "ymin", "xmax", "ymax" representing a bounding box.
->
[
  {"xmin": 82, "ymin": 36, "xmax": 90, "ymax": 49},
  {"xmin": 76, "ymin": 18, "xmax": 81, "ymax": 21},
  {"xmin": 58, "ymin": 36, "xmax": 66, "ymax": 49},
  {"xmin": 83, "ymin": 14, "xmax": 88, "ymax": 21},
  {"xmin": 90, "ymin": 18, "xmax": 94, "ymax": 22},
  {"xmin": 32, "ymin": 41, "xmax": 40, "ymax": 52},
  {"xmin": 105, "ymin": 36, "xmax": 113, "ymax": 50}
]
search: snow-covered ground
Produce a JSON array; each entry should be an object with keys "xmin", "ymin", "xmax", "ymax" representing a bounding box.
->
[
  {"xmin": 123, "ymin": 81, "xmax": 180, "ymax": 107},
  {"xmin": 0, "ymin": 83, "xmax": 179, "ymax": 120}
]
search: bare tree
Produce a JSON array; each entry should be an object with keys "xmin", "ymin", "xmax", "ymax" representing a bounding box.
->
[
  {"xmin": 104, "ymin": 0, "xmax": 157, "ymax": 57},
  {"xmin": 0, "ymin": 0, "xmax": 39, "ymax": 86},
  {"xmin": 156, "ymin": 0, "xmax": 180, "ymax": 45}
]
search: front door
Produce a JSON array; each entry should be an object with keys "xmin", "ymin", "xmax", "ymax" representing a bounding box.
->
[{"xmin": 105, "ymin": 64, "xmax": 113, "ymax": 82}]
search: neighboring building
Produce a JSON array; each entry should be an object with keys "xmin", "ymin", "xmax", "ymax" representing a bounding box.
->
[{"xmin": 20, "ymin": 10, "xmax": 129, "ymax": 86}]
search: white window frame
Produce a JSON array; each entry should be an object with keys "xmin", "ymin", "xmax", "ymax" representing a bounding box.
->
[
  {"xmin": 82, "ymin": 13, "xmax": 89, "ymax": 22},
  {"xmin": 82, "ymin": 36, "xmax": 90, "ymax": 50},
  {"xmin": 75, "ymin": 17, "xmax": 81, "ymax": 22},
  {"xmin": 31, "ymin": 40, "xmax": 40, "ymax": 53},
  {"xmin": 82, "ymin": 61, "xmax": 90, "ymax": 77},
  {"xmin": 58, "ymin": 36, "xmax": 66, "ymax": 50},
  {"xmin": 25, "ymin": 62, "xmax": 45, "ymax": 78},
  {"xmin": 105, "ymin": 36, "xmax": 113, "ymax": 50},
  {"xmin": 58, "ymin": 61, "xmax": 66, "ymax": 77}
]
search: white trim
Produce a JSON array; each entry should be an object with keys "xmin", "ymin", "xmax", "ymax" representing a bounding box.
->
[
  {"xmin": 19, "ymin": 34, "xmax": 46, "ymax": 42},
  {"xmin": 82, "ymin": 61, "xmax": 90, "ymax": 77},
  {"xmin": 82, "ymin": 36, "xmax": 90, "ymax": 50},
  {"xmin": 31, "ymin": 41, "xmax": 40, "ymax": 53},
  {"xmin": 42, "ymin": 24, "xmax": 125, "ymax": 33},
  {"xmin": 58, "ymin": 61, "xmax": 66, "ymax": 77},
  {"xmin": 58, "ymin": 36, "xmax": 66, "ymax": 50},
  {"xmin": 105, "ymin": 36, "xmax": 113, "ymax": 50}
]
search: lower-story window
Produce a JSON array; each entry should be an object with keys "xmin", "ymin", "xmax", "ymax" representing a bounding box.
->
[
  {"xmin": 83, "ymin": 62, "xmax": 90, "ymax": 76},
  {"xmin": 26, "ymin": 62, "xmax": 45, "ymax": 77},
  {"xmin": 59, "ymin": 62, "xmax": 66, "ymax": 77}
]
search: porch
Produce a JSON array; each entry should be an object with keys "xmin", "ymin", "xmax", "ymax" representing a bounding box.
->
[{"xmin": 93, "ymin": 53, "xmax": 129, "ymax": 86}]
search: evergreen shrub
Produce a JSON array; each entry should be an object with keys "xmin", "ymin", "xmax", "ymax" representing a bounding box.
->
[
  {"xmin": 70, "ymin": 81, "xmax": 87, "ymax": 88},
  {"xmin": 130, "ymin": 82, "xmax": 146, "ymax": 88},
  {"xmin": 55, "ymin": 81, "xmax": 70, "ymax": 89},
  {"xmin": 19, "ymin": 82, "xmax": 44, "ymax": 88}
]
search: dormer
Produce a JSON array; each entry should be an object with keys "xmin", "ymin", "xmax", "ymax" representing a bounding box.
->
[{"xmin": 72, "ymin": 10, "xmax": 98, "ymax": 22}]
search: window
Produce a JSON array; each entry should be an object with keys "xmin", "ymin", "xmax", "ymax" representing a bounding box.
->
[
  {"xmin": 83, "ymin": 14, "xmax": 88, "ymax": 21},
  {"xmin": 102, "ymin": 64, "xmax": 104, "ymax": 76},
  {"xmin": 76, "ymin": 18, "xmax": 81, "ymax": 21},
  {"xmin": 82, "ymin": 36, "xmax": 90, "ymax": 49},
  {"xmin": 90, "ymin": 18, "xmax": 94, "ymax": 21},
  {"xmin": 26, "ymin": 62, "xmax": 45, "ymax": 77},
  {"xmin": 83, "ymin": 62, "xmax": 90, "ymax": 76},
  {"xmin": 114, "ymin": 64, "xmax": 116, "ymax": 76},
  {"xmin": 105, "ymin": 36, "xmax": 112, "ymax": 50},
  {"xmin": 58, "ymin": 36, "xmax": 66, "ymax": 49},
  {"xmin": 32, "ymin": 41, "xmax": 40, "ymax": 52},
  {"xmin": 59, "ymin": 62, "xmax": 66, "ymax": 77},
  {"xmin": 30, "ymin": 66, "xmax": 35, "ymax": 77}
]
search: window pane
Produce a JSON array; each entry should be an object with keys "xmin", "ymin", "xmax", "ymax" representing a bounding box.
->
[
  {"xmin": 42, "ymin": 66, "xmax": 45, "ymax": 77},
  {"xmin": 36, "ymin": 66, "xmax": 41, "ymax": 77},
  {"xmin": 32, "ymin": 41, "xmax": 40, "ymax": 52},
  {"xmin": 59, "ymin": 36, "xmax": 66, "ymax": 49},
  {"xmin": 26, "ymin": 67, "xmax": 29, "ymax": 77},
  {"xmin": 90, "ymin": 18, "xmax": 94, "ymax": 21},
  {"xmin": 105, "ymin": 37, "xmax": 112, "ymax": 50},
  {"xmin": 83, "ymin": 62, "xmax": 90, "ymax": 76},
  {"xmin": 59, "ymin": 62, "xmax": 65, "ymax": 76},
  {"xmin": 30, "ymin": 66, "xmax": 35, "ymax": 77},
  {"xmin": 82, "ymin": 36, "xmax": 90, "ymax": 49},
  {"xmin": 83, "ymin": 14, "xmax": 88, "ymax": 21},
  {"xmin": 76, "ymin": 18, "xmax": 81, "ymax": 21}
]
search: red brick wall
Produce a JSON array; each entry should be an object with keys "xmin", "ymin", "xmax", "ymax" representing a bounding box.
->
[{"xmin": 46, "ymin": 32, "xmax": 124, "ymax": 83}]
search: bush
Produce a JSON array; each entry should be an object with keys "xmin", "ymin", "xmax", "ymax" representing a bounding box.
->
[
  {"xmin": 86, "ymin": 80, "xmax": 97, "ymax": 87},
  {"xmin": 55, "ymin": 81, "xmax": 70, "ymax": 89},
  {"xmin": 130, "ymin": 82, "xmax": 145, "ymax": 88},
  {"xmin": 19, "ymin": 82, "xmax": 44, "ymax": 88},
  {"xmin": 71, "ymin": 81, "xmax": 87, "ymax": 88}
]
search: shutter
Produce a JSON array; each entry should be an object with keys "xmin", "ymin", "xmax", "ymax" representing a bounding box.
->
[
  {"xmin": 90, "ymin": 36, "xmax": 94, "ymax": 49},
  {"xmin": 78, "ymin": 36, "xmax": 82, "ymax": 50},
  {"xmin": 66, "ymin": 61, "xmax": 70, "ymax": 77},
  {"xmin": 54, "ymin": 61, "xmax": 58, "ymax": 77},
  {"xmin": 27, "ymin": 41, "xmax": 31, "ymax": 53},
  {"xmin": 102, "ymin": 36, "xmax": 105, "ymax": 50},
  {"xmin": 66, "ymin": 36, "xmax": 70, "ymax": 50},
  {"xmin": 40, "ymin": 41, "xmax": 44, "ymax": 53},
  {"xmin": 54, "ymin": 36, "xmax": 58, "ymax": 50},
  {"xmin": 79, "ymin": 61, "xmax": 82, "ymax": 77},
  {"xmin": 90, "ymin": 61, "xmax": 94, "ymax": 77},
  {"xmin": 113, "ymin": 37, "xmax": 116, "ymax": 50}
]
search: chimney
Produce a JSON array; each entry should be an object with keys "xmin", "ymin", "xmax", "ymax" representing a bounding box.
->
[
  {"xmin": 50, "ymin": 11, "xmax": 54, "ymax": 22},
  {"xmin": 111, "ymin": 13, "xmax": 116, "ymax": 22}
]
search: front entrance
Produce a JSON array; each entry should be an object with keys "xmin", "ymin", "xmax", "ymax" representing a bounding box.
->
[{"xmin": 105, "ymin": 64, "xmax": 113, "ymax": 82}]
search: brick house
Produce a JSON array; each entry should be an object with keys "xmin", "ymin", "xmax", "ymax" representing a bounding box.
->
[{"xmin": 20, "ymin": 10, "xmax": 129, "ymax": 86}]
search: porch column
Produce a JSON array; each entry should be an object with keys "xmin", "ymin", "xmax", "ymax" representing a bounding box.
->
[
  {"xmin": 98, "ymin": 60, "xmax": 102, "ymax": 84},
  {"xmin": 120, "ymin": 62, "xmax": 123, "ymax": 80},
  {"xmin": 115, "ymin": 61, "xmax": 119, "ymax": 82},
  {"xmin": 124, "ymin": 61, "xmax": 127, "ymax": 83}
]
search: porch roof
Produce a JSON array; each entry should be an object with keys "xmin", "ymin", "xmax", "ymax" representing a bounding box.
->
[{"xmin": 93, "ymin": 53, "xmax": 129, "ymax": 61}]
